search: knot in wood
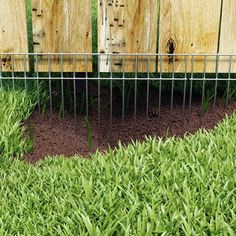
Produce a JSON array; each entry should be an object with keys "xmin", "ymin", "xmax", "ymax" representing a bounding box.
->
[{"xmin": 166, "ymin": 38, "xmax": 176, "ymax": 63}]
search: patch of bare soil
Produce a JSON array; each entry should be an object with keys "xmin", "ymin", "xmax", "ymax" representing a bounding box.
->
[{"xmin": 24, "ymin": 97, "xmax": 236, "ymax": 163}]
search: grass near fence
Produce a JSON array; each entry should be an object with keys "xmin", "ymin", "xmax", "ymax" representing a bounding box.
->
[
  {"xmin": 0, "ymin": 89, "xmax": 236, "ymax": 235},
  {"xmin": 0, "ymin": 1, "xmax": 235, "ymax": 234},
  {"xmin": 0, "ymin": 88, "xmax": 35, "ymax": 159}
]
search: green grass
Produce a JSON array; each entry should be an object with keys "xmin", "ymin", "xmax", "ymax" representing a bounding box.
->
[
  {"xmin": 0, "ymin": 88, "xmax": 35, "ymax": 159},
  {"xmin": 0, "ymin": 89, "xmax": 236, "ymax": 235},
  {"xmin": 1, "ymin": 2, "xmax": 236, "ymax": 234}
]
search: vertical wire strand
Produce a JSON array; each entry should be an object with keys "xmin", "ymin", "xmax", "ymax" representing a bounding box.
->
[
  {"xmin": 11, "ymin": 55, "xmax": 15, "ymax": 90},
  {"xmin": 110, "ymin": 54, "xmax": 113, "ymax": 125},
  {"xmin": 146, "ymin": 54, "xmax": 150, "ymax": 119},
  {"xmin": 189, "ymin": 55, "xmax": 195, "ymax": 111},
  {"xmin": 122, "ymin": 56, "xmax": 125, "ymax": 126},
  {"xmin": 23, "ymin": 54, "xmax": 27, "ymax": 91},
  {"xmin": 214, "ymin": 54, "xmax": 219, "ymax": 108},
  {"xmin": 48, "ymin": 53, "xmax": 52, "ymax": 125},
  {"xmin": 182, "ymin": 55, "xmax": 188, "ymax": 114},
  {"xmin": 182, "ymin": 55, "xmax": 188, "ymax": 128},
  {"xmin": 226, "ymin": 55, "xmax": 232, "ymax": 108},
  {"xmin": 171, "ymin": 54, "xmax": 176, "ymax": 111},
  {"xmin": 73, "ymin": 53, "xmax": 77, "ymax": 121},
  {"xmin": 36, "ymin": 54, "xmax": 41, "ymax": 114},
  {"xmin": 134, "ymin": 53, "xmax": 138, "ymax": 120},
  {"xmin": 60, "ymin": 52, "xmax": 65, "ymax": 119},
  {"xmin": 98, "ymin": 54, "xmax": 101, "ymax": 142},
  {"xmin": 201, "ymin": 55, "xmax": 207, "ymax": 116},
  {"xmin": 158, "ymin": 54, "xmax": 163, "ymax": 117},
  {"xmin": 86, "ymin": 54, "xmax": 89, "ymax": 119}
]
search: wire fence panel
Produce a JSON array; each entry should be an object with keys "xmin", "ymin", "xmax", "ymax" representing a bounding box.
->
[
  {"xmin": 1, "ymin": 1, "xmax": 236, "ymax": 150},
  {"xmin": 0, "ymin": 0, "xmax": 29, "ymax": 72},
  {"xmin": 219, "ymin": 0, "xmax": 236, "ymax": 73},
  {"xmin": 98, "ymin": 0, "xmax": 158, "ymax": 72},
  {"xmin": 159, "ymin": 0, "xmax": 222, "ymax": 73},
  {"xmin": 0, "ymin": 52, "xmax": 236, "ymax": 127},
  {"xmin": 31, "ymin": 0, "xmax": 92, "ymax": 72}
]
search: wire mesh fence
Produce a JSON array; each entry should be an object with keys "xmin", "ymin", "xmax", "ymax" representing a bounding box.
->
[{"xmin": 0, "ymin": 52, "xmax": 236, "ymax": 128}]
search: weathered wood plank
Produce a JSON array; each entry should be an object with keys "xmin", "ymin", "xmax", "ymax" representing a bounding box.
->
[
  {"xmin": 159, "ymin": 0, "xmax": 221, "ymax": 73},
  {"xmin": 0, "ymin": 0, "xmax": 28, "ymax": 72},
  {"xmin": 98, "ymin": 0, "xmax": 158, "ymax": 72},
  {"xmin": 32, "ymin": 0, "xmax": 92, "ymax": 72},
  {"xmin": 219, "ymin": 0, "xmax": 236, "ymax": 73}
]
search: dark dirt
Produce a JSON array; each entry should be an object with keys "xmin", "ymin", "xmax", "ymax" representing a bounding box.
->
[{"xmin": 24, "ymin": 93, "xmax": 236, "ymax": 163}]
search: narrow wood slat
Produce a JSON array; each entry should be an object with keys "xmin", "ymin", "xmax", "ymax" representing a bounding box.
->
[
  {"xmin": 219, "ymin": 0, "xmax": 236, "ymax": 73},
  {"xmin": 0, "ymin": 0, "xmax": 29, "ymax": 72},
  {"xmin": 32, "ymin": 0, "xmax": 92, "ymax": 72},
  {"xmin": 159, "ymin": 0, "xmax": 221, "ymax": 73},
  {"xmin": 98, "ymin": 0, "xmax": 158, "ymax": 72}
]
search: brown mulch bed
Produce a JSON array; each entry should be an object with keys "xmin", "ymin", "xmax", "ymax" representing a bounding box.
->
[{"xmin": 24, "ymin": 98, "xmax": 236, "ymax": 163}]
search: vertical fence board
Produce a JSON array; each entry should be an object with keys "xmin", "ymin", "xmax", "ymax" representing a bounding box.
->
[
  {"xmin": 219, "ymin": 0, "xmax": 236, "ymax": 73},
  {"xmin": 159, "ymin": 0, "xmax": 221, "ymax": 73},
  {"xmin": 0, "ymin": 0, "xmax": 28, "ymax": 72},
  {"xmin": 98, "ymin": 0, "xmax": 158, "ymax": 72},
  {"xmin": 32, "ymin": 0, "xmax": 92, "ymax": 72}
]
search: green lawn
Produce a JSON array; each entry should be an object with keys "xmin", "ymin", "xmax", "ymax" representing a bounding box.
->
[
  {"xmin": 0, "ymin": 89, "xmax": 236, "ymax": 235},
  {"xmin": 1, "ymin": 2, "xmax": 235, "ymax": 235}
]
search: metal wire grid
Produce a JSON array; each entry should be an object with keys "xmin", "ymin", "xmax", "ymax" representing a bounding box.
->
[{"xmin": 0, "ymin": 52, "xmax": 235, "ymax": 125}]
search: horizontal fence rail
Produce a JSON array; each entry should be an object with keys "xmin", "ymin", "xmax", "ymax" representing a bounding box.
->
[{"xmin": 0, "ymin": 53, "xmax": 236, "ymax": 80}]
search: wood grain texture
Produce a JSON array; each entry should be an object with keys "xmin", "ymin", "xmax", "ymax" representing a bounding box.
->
[
  {"xmin": 159, "ymin": 0, "xmax": 221, "ymax": 73},
  {"xmin": 32, "ymin": 0, "xmax": 92, "ymax": 72},
  {"xmin": 98, "ymin": 0, "xmax": 158, "ymax": 72},
  {"xmin": 219, "ymin": 0, "xmax": 236, "ymax": 73},
  {"xmin": 0, "ymin": 0, "xmax": 28, "ymax": 72}
]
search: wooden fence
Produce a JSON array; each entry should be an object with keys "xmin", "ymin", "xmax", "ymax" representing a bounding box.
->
[{"xmin": 0, "ymin": 0, "xmax": 235, "ymax": 73}]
